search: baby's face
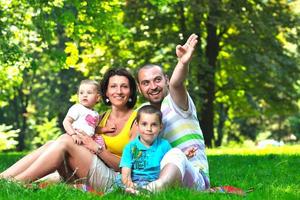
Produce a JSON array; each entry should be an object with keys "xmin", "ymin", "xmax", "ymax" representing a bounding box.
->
[
  {"xmin": 78, "ymin": 83, "xmax": 100, "ymax": 109},
  {"xmin": 137, "ymin": 113, "xmax": 162, "ymax": 146}
]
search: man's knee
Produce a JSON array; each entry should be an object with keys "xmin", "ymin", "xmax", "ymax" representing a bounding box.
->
[
  {"xmin": 162, "ymin": 148, "xmax": 187, "ymax": 164},
  {"xmin": 161, "ymin": 148, "xmax": 188, "ymax": 178}
]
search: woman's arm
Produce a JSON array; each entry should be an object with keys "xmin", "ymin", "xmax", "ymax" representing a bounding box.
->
[
  {"xmin": 96, "ymin": 148, "xmax": 121, "ymax": 171},
  {"xmin": 79, "ymin": 133, "xmax": 121, "ymax": 171}
]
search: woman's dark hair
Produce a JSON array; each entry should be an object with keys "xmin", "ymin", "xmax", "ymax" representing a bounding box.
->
[{"xmin": 100, "ymin": 68, "xmax": 137, "ymax": 109}]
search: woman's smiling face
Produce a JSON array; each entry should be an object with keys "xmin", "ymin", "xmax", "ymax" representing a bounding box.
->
[{"xmin": 106, "ymin": 75, "xmax": 131, "ymax": 108}]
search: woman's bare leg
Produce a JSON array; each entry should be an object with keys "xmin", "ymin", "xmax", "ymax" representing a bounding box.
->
[
  {"xmin": 56, "ymin": 156, "xmax": 79, "ymax": 183},
  {"xmin": 14, "ymin": 134, "xmax": 93, "ymax": 182},
  {"xmin": 0, "ymin": 141, "xmax": 54, "ymax": 178},
  {"xmin": 37, "ymin": 171, "xmax": 62, "ymax": 183}
]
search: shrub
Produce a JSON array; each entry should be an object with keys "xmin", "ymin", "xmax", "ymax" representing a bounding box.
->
[{"xmin": 0, "ymin": 124, "xmax": 19, "ymax": 151}]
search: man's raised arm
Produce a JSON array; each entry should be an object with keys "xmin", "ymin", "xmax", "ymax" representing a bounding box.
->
[{"xmin": 169, "ymin": 33, "xmax": 198, "ymax": 110}]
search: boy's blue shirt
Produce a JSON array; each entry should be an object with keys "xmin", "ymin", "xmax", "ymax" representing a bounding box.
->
[{"xmin": 120, "ymin": 135, "xmax": 172, "ymax": 182}]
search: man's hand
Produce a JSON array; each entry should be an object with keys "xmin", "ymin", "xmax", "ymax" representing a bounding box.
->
[
  {"xmin": 184, "ymin": 146, "xmax": 198, "ymax": 159},
  {"xmin": 176, "ymin": 33, "xmax": 198, "ymax": 66},
  {"xmin": 169, "ymin": 34, "xmax": 198, "ymax": 111}
]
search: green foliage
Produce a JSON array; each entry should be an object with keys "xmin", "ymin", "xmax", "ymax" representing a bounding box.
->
[
  {"xmin": 0, "ymin": 124, "xmax": 19, "ymax": 151},
  {"xmin": 31, "ymin": 117, "xmax": 61, "ymax": 148},
  {"xmin": 0, "ymin": 0, "xmax": 129, "ymax": 150},
  {"xmin": 1, "ymin": 0, "xmax": 300, "ymax": 149},
  {"xmin": 0, "ymin": 0, "xmax": 37, "ymax": 106},
  {"xmin": 204, "ymin": 0, "xmax": 300, "ymax": 145},
  {"xmin": 288, "ymin": 113, "xmax": 300, "ymax": 140}
]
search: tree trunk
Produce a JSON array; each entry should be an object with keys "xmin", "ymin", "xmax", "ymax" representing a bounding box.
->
[
  {"xmin": 215, "ymin": 103, "xmax": 228, "ymax": 146},
  {"xmin": 16, "ymin": 86, "xmax": 27, "ymax": 151},
  {"xmin": 200, "ymin": 5, "xmax": 220, "ymax": 147}
]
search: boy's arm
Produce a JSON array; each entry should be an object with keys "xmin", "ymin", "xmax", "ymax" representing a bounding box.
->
[
  {"xmin": 169, "ymin": 34, "xmax": 198, "ymax": 110},
  {"xmin": 121, "ymin": 167, "xmax": 134, "ymax": 188}
]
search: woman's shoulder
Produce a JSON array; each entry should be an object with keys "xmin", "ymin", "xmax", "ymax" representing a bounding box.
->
[
  {"xmin": 130, "ymin": 109, "xmax": 137, "ymax": 117},
  {"xmin": 99, "ymin": 109, "xmax": 111, "ymax": 121}
]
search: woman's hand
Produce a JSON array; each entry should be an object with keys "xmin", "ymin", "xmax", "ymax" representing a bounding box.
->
[
  {"xmin": 93, "ymin": 134, "xmax": 106, "ymax": 148},
  {"xmin": 99, "ymin": 126, "xmax": 116, "ymax": 134},
  {"xmin": 76, "ymin": 129, "xmax": 120, "ymax": 171},
  {"xmin": 75, "ymin": 129, "xmax": 100, "ymax": 153}
]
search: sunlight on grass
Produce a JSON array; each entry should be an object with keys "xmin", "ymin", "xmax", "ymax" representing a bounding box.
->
[
  {"xmin": 207, "ymin": 145, "xmax": 300, "ymax": 155},
  {"xmin": 1, "ymin": 146, "xmax": 299, "ymax": 200}
]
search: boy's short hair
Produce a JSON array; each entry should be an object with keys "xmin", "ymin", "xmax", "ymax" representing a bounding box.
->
[
  {"xmin": 136, "ymin": 105, "xmax": 162, "ymax": 124},
  {"xmin": 78, "ymin": 79, "xmax": 100, "ymax": 93}
]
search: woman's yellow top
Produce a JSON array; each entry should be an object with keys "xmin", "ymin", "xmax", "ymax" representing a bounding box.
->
[{"xmin": 99, "ymin": 110, "xmax": 137, "ymax": 157}]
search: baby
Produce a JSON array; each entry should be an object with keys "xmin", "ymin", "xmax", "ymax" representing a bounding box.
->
[{"xmin": 63, "ymin": 79, "xmax": 101, "ymax": 144}]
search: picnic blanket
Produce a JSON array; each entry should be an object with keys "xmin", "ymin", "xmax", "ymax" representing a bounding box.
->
[{"xmin": 208, "ymin": 185, "xmax": 253, "ymax": 196}]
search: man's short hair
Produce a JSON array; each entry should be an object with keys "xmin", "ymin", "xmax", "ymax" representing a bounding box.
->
[{"xmin": 136, "ymin": 64, "xmax": 164, "ymax": 83}]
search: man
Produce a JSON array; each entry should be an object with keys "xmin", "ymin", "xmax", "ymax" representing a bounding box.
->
[{"xmin": 137, "ymin": 34, "xmax": 210, "ymax": 191}]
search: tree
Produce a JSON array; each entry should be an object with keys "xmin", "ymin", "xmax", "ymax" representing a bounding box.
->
[
  {"xmin": 0, "ymin": 0, "xmax": 129, "ymax": 150},
  {"xmin": 122, "ymin": 0, "xmax": 300, "ymax": 147},
  {"xmin": 1, "ymin": 0, "xmax": 299, "ymax": 150}
]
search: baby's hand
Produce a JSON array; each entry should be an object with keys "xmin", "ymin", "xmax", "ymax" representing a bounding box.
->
[
  {"xmin": 184, "ymin": 146, "xmax": 198, "ymax": 159},
  {"xmin": 71, "ymin": 134, "xmax": 82, "ymax": 145}
]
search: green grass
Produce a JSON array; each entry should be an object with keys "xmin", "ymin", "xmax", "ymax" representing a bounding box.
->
[{"xmin": 0, "ymin": 145, "xmax": 299, "ymax": 200}]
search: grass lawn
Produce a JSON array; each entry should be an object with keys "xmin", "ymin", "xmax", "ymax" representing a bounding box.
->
[{"xmin": 0, "ymin": 145, "xmax": 299, "ymax": 200}]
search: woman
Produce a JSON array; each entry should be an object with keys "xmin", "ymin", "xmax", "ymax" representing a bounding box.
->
[{"xmin": 0, "ymin": 68, "xmax": 137, "ymax": 192}]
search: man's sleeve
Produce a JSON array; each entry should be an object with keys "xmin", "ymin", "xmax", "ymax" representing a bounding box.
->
[{"xmin": 168, "ymin": 93, "xmax": 195, "ymax": 118}]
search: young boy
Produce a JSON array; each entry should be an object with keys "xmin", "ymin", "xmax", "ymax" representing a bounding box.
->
[
  {"xmin": 119, "ymin": 105, "xmax": 171, "ymax": 192},
  {"xmin": 63, "ymin": 79, "xmax": 101, "ymax": 144}
]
